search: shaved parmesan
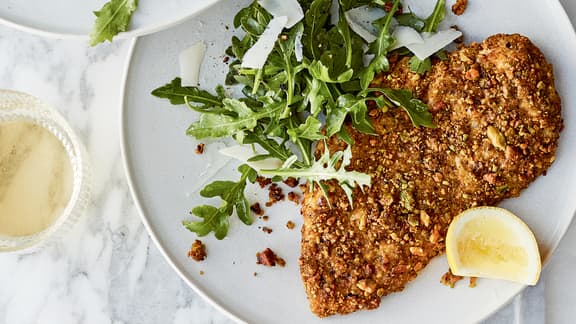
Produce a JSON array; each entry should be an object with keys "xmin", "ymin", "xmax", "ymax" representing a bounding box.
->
[
  {"xmin": 241, "ymin": 16, "xmax": 288, "ymax": 69},
  {"xmin": 294, "ymin": 27, "xmax": 304, "ymax": 62},
  {"xmin": 406, "ymin": 28, "xmax": 462, "ymax": 60},
  {"xmin": 390, "ymin": 26, "xmax": 423, "ymax": 51},
  {"xmin": 179, "ymin": 42, "xmax": 206, "ymax": 86},
  {"xmin": 258, "ymin": 0, "xmax": 303, "ymax": 28},
  {"xmin": 344, "ymin": 6, "xmax": 387, "ymax": 43},
  {"xmin": 330, "ymin": 0, "xmax": 339, "ymax": 25},
  {"xmin": 219, "ymin": 145, "xmax": 283, "ymax": 171},
  {"xmin": 363, "ymin": 53, "xmax": 375, "ymax": 67}
]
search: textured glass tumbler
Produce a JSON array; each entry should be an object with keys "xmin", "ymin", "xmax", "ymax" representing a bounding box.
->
[{"xmin": 0, "ymin": 89, "xmax": 91, "ymax": 253}]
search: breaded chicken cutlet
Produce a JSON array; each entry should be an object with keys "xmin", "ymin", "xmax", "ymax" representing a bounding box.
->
[{"xmin": 299, "ymin": 34, "xmax": 562, "ymax": 317}]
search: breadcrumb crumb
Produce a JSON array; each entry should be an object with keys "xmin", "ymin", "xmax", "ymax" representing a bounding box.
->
[
  {"xmin": 195, "ymin": 143, "xmax": 205, "ymax": 154},
  {"xmin": 188, "ymin": 240, "xmax": 207, "ymax": 262},
  {"xmin": 451, "ymin": 0, "xmax": 468, "ymax": 16}
]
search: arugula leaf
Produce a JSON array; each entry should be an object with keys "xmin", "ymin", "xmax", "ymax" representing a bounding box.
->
[
  {"xmin": 302, "ymin": 0, "xmax": 332, "ymax": 60},
  {"xmin": 408, "ymin": 56, "xmax": 432, "ymax": 74},
  {"xmin": 336, "ymin": 2, "xmax": 354, "ymax": 69},
  {"xmin": 369, "ymin": 0, "xmax": 399, "ymax": 56},
  {"xmin": 358, "ymin": 0, "xmax": 399, "ymax": 90},
  {"xmin": 287, "ymin": 116, "xmax": 326, "ymax": 142},
  {"xmin": 260, "ymin": 146, "xmax": 370, "ymax": 207},
  {"xmin": 326, "ymin": 94, "xmax": 376, "ymax": 136},
  {"xmin": 396, "ymin": 12, "xmax": 426, "ymax": 32},
  {"xmin": 308, "ymin": 60, "xmax": 354, "ymax": 83},
  {"xmin": 424, "ymin": 0, "xmax": 446, "ymax": 33},
  {"xmin": 184, "ymin": 164, "xmax": 257, "ymax": 239},
  {"xmin": 186, "ymin": 99, "xmax": 284, "ymax": 139},
  {"xmin": 301, "ymin": 76, "xmax": 330, "ymax": 116},
  {"xmin": 226, "ymin": 36, "xmax": 253, "ymax": 60},
  {"xmin": 151, "ymin": 78, "xmax": 225, "ymax": 111},
  {"xmin": 336, "ymin": 126, "xmax": 354, "ymax": 145},
  {"xmin": 304, "ymin": 18, "xmax": 361, "ymax": 85},
  {"xmin": 89, "ymin": 0, "xmax": 138, "ymax": 46},
  {"xmin": 235, "ymin": 2, "xmax": 272, "ymax": 35},
  {"xmin": 359, "ymin": 55, "xmax": 389, "ymax": 90},
  {"xmin": 275, "ymin": 22, "xmax": 305, "ymax": 114},
  {"xmin": 243, "ymin": 128, "xmax": 304, "ymax": 168},
  {"xmin": 377, "ymin": 88, "xmax": 435, "ymax": 127}
]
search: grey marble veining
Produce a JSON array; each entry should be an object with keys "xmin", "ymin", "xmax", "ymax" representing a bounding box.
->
[
  {"xmin": 0, "ymin": 1, "xmax": 575, "ymax": 323},
  {"xmin": 0, "ymin": 25, "xmax": 232, "ymax": 324}
]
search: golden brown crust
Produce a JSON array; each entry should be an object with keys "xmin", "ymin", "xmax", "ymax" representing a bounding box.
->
[{"xmin": 299, "ymin": 34, "xmax": 562, "ymax": 317}]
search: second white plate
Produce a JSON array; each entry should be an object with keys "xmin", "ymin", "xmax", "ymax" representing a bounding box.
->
[{"xmin": 0, "ymin": 0, "xmax": 219, "ymax": 39}]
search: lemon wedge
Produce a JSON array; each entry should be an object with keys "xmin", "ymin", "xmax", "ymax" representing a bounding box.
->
[{"xmin": 446, "ymin": 206, "xmax": 541, "ymax": 285}]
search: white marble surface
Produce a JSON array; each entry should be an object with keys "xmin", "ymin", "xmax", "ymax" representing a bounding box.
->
[{"xmin": 0, "ymin": 1, "xmax": 575, "ymax": 323}]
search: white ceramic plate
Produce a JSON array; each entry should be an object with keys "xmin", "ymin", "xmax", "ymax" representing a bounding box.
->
[
  {"xmin": 0, "ymin": 0, "xmax": 219, "ymax": 39},
  {"xmin": 121, "ymin": 1, "xmax": 576, "ymax": 323}
]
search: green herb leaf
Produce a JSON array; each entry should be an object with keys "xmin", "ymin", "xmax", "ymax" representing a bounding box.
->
[
  {"xmin": 408, "ymin": 56, "xmax": 432, "ymax": 74},
  {"xmin": 287, "ymin": 116, "xmax": 326, "ymax": 142},
  {"xmin": 243, "ymin": 129, "xmax": 303, "ymax": 167},
  {"xmin": 337, "ymin": 127, "xmax": 354, "ymax": 146},
  {"xmin": 151, "ymin": 78, "xmax": 225, "ymax": 111},
  {"xmin": 369, "ymin": 0, "xmax": 398, "ymax": 57},
  {"xmin": 235, "ymin": 2, "xmax": 272, "ymax": 36},
  {"xmin": 424, "ymin": 0, "xmax": 446, "ymax": 33},
  {"xmin": 396, "ymin": 12, "xmax": 426, "ymax": 32},
  {"xmin": 302, "ymin": 76, "xmax": 329, "ymax": 116},
  {"xmin": 336, "ymin": 2, "xmax": 354, "ymax": 68},
  {"xmin": 183, "ymin": 164, "xmax": 256, "ymax": 239},
  {"xmin": 89, "ymin": 0, "xmax": 138, "ymax": 46},
  {"xmin": 186, "ymin": 99, "xmax": 283, "ymax": 139},
  {"xmin": 378, "ymin": 88, "xmax": 436, "ymax": 127},
  {"xmin": 302, "ymin": 0, "xmax": 332, "ymax": 60},
  {"xmin": 260, "ymin": 146, "xmax": 370, "ymax": 207},
  {"xmin": 199, "ymin": 180, "xmax": 237, "ymax": 198},
  {"xmin": 227, "ymin": 36, "xmax": 253, "ymax": 60},
  {"xmin": 359, "ymin": 0, "xmax": 398, "ymax": 90},
  {"xmin": 335, "ymin": 94, "xmax": 376, "ymax": 135},
  {"xmin": 308, "ymin": 60, "xmax": 354, "ymax": 83},
  {"xmin": 359, "ymin": 55, "xmax": 389, "ymax": 90}
]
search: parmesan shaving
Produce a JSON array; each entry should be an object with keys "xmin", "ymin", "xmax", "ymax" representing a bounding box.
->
[
  {"xmin": 390, "ymin": 26, "xmax": 424, "ymax": 51},
  {"xmin": 179, "ymin": 42, "xmax": 206, "ymax": 86},
  {"xmin": 406, "ymin": 28, "xmax": 462, "ymax": 60},
  {"xmin": 241, "ymin": 16, "xmax": 288, "ymax": 69},
  {"xmin": 219, "ymin": 145, "xmax": 283, "ymax": 171},
  {"xmin": 344, "ymin": 6, "xmax": 387, "ymax": 43},
  {"xmin": 258, "ymin": 0, "xmax": 304, "ymax": 28}
]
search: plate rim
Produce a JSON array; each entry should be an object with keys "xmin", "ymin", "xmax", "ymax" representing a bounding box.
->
[
  {"xmin": 118, "ymin": 0, "xmax": 576, "ymax": 323},
  {"xmin": 118, "ymin": 38, "xmax": 247, "ymax": 324},
  {"xmin": 0, "ymin": 0, "xmax": 220, "ymax": 40}
]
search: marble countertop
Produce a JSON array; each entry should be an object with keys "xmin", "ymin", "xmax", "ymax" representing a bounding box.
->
[{"xmin": 0, "ymin": 1, "xmax": 575, "ymax": 323}]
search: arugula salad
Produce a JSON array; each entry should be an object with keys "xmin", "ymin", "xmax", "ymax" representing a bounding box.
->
[{"xmin": 150, "ymin": 0, "xmax": 460, "ymax": 239}]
